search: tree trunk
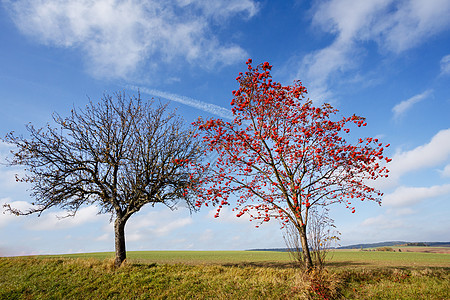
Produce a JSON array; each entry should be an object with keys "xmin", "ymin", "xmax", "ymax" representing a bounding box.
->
[
  {"xmin": 299, "ymin": 224, "xmax": 314, "ymax": 270},
  {"xmin": 114, "ymin": 217, "xmax": 127, "ymax": 267}
]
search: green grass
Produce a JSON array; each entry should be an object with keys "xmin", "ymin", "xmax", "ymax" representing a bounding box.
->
[
  {"xmin": 329, "ymin": 250, "xmax": 450, "ymax": 268},
  {"xmin": 337, "ymin": 267, "xmax": 450, "ymax": 299},
  {"xmin": 1, "ymin": 250, "xmax": 449, "ymax": 299},
  {"xmin": 45, "ymin": 249, "xmax": 450, "ymax": 268},
  {"xmin": 48, "ymin": 250, "xmax": 293, "ymax": 266},
  {"xmin": 0, "ymin": 257, "xmax": 326, "ymax": 299}
]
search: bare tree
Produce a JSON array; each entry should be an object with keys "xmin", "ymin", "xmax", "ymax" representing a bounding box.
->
[
  {"xmin": 282, "ymin": 221, "xmax": 304, "ymax": 267},
  {"xmin": 3, "ymin": 92, "xmax": 204, "ymax": 267},
  {"xmin": 283, "ymin": 207, "xmax": 340, "ymax": 269},
  {"xmin": 307, "ymin": 207, "xmax": 340, "ymax": 269}
]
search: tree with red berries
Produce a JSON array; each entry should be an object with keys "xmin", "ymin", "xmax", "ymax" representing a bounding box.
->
[{"xmin": 194, "ymin": 59, "xmax": 390, "ymax": 269}]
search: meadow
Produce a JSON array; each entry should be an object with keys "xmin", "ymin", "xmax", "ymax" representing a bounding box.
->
[{"xmin": 1, "ymin": 249, "xmax": 449, "ymax": 299}]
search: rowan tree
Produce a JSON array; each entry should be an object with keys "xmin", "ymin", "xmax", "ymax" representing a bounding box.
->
[
  {"xmin": 194, "ymin": 59, "xmax": 390, "ymax": 269},
  {"xmin": 3, "ymin": 93, "xmax": 204, "ymax": 267}
]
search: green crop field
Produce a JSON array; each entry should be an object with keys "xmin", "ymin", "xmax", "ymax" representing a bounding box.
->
[
  {"xmin": 46, "ymin": 250, "xmax": 293, "ymax": 266},
  {"xmin": 329, "ymin": 250, "xmax": 450, "ymax": 268},
  {"xmin": 1, "ymin": 249, "xmax": 449, "ymax": 299},
  {"xmin": 43, "ymin": 249, "xmax": 450, "ymax": 268}
]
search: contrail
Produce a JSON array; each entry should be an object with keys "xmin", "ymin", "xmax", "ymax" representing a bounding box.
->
[{"xmin": 129, "ymin": 86, "xmax": 234, "ymax": 120}]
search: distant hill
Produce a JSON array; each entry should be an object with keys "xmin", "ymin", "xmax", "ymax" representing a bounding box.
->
[
  {"xmin": 337, "ymin": 241, "xmax": 406, "ymax": 249},
  {"xmin": 427, "ymin": 242, "xmax": 450, "ymax": 247},
  {"xmin": 247, "ymin": 248, "xmax": 290, "ymax": 252},
  {"xmin": 247, "ymin": 241, "xmax": 450, "ymax": 252},
  {"xmin": 338, "ymin": 241, "xmax": 450, "ymax": 249}
]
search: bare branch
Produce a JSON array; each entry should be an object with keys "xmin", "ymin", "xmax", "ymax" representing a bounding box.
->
[{"xmin": 2, "ymin": 92, "xmax": 205, "ymax": 267}]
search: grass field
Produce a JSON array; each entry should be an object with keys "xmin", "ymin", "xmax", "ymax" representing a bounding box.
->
[
  {"xmin": 1, "ymin": 249, "xmax": 449, "ymax": 299},
  {"xmin": 329, "ymin": 249, "xmax": 450, "ymax": 268},
  {"xmin": 44, "ymin": 248, "xmax": 450, "ymax": 268}
]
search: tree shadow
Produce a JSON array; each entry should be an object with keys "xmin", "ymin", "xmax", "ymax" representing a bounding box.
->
[
  {"xmin": 325, "ymin": 261, "xmax": 369, "ymax": 268},
  {"xmin": 220, "ymin": 260, "xmax": 370, "ymax": 269},
  {"xmin": 221, "ymin": 261, "xmax": 304, "ymax": 269}
]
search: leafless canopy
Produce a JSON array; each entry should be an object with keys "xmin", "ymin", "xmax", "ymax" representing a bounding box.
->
[
  {"xmin": 5, "ymin": 93, "xmax": 203, "ymax": 218},
  {"xmin": 3, "ymin": 92, "xmax": 204, "ymax": 266},
  {"xmin": 283, "ymin": 207, "xmax": 340, "ymax": 269}
]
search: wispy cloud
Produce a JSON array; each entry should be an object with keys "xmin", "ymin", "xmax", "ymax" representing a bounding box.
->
[
  {"xmin": 439, "ymin": 164, "xmax": 450, "ymax": 178},
  {"xmin": 26, "ymin": 205, "xmax": 104, "ymax": 231},
  {"xmin": 135, "ymin": 86, "xmax": 234, "ymax": 120},
  {"xmin": 372, "ymin": 128, "xmax": 450, "ymax": 191},
  {"xmin": 125, "ymin": 207, "xmax": 193, "ymax": 241},
  {"xmin": 392, "ymin": 89, "xmax": 432, "ymax": 120},
  {"xmin": 152, "ymin": 218, "xmax": 193, "ymax": 237},
  {"xmin": 297, "ymin": 0, "xmax": 450, "ymax": 100},
  {"xmin": 206, "ymin": 206, "xmax": 251, "ymax": 224},
  {"xmin": 440, "ymin": 54, "xmax": 450, "ymax": 75},
  {"xmin": 5, "ymin": 0, "xmax": 258, "ymax": 79},
  {"xmin": 298, "ymin": 0, "xmax": 389, "ymax": 101},
  {"xmin": 377, "ymin": 0, "xmax": 450, "ymax": 53},
  {"xmin": 0, "ymin": 198, "xmax": 33, "ymax": 229},
  {"xmin": 361, "ymin": 214, "xmax": 405, "ymax": 229},
  {"xmin": 387, "ymin": 128, "xmax": 450, "ymax": 183},
  {"xmin": 177, "ymin": 0, "xmax": 259, "ymax": 20},
  {"xmin": 383, "ymin": 184, "xmax": 450, "ymax": 207}
]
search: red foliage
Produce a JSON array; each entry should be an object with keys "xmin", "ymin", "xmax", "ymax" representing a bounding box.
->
[{"xmin": 193, "ymin": 60, "xmax": 390, "ymax": 227}]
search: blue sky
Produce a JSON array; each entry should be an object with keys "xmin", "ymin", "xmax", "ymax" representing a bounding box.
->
[{"xmin": 1, "ymin": 0, "xmax": 450, "ymax": 256}]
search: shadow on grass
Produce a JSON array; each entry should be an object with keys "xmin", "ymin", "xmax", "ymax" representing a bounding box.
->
[
  {"xmin": 221, "ymin": 260, "xmax": 369, "ymax": 269},
  {"xmin": 130, "ymin": 260, "xmax": 299, "ymax": 269},
  {"xmin": 128, "ymin": 262, "xmax": 158, "ymax": 268},
  {"xmin": 127, "ymin": 259, "xmax": 372, "ymax": 269},
  {"xmin": 325, "ymin": 261, "xmax": 369, "ymax": 268},
  {"xmin": 221, "ymin": 261, "xmax": 298, "ymax": 269}
]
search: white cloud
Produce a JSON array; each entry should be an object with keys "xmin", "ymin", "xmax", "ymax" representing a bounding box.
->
[
  {"xmin": 440, "ymin": 54, "xmax": 450, "ymax": 75},
  {"xmin": 5, "ymin": 0, "xmax": 257, "ymax": 79},
  {"xmin": 300, "ymin": 0, "xmax": 390, "ymax": 101},
  {"xmin": 0, "ymin": 198, "xmax": 33, "ymax": 228},
  {"xmin": 373, "ymin": 0, "xmax": 450, "ymax": 53},
  {"xmin": 392, "ymin": 89, "xmax": 432, "ymax": 120},
  {"xmin": 299, "ymin": 39, "xmax": 357, "ymax": 102},
  {"xmin": 388, "ymin": 207, "xmax": 415, "ymax": 216},
  {"xmin": 439, "ymin": 164, "xmax": 450, "ymax": 177},
  {"xmin": 387, "ymin": 129, "xmax": 450, "ymax": 182},
  {"xmin": 153, "ymin": 218, "xmax": 193, "ymax": 236},
  {"xmin": 0, "ymin": 168, "xmax": 23, "ymax": 191},
  {"xmin": 0, "ymin": 139, "xmax": 14, "ymax": 153},
  {"xmin": 125, "ymin": 207, "xmax": 194, "ymax": 241},
  {"xmin": 371, "ymin": 128, "xmax": 450, "ymax": 190},
  {"xmin": 177, "ymin": 0, "xmax": 259, "ymax": 20},
  {"xmin": 361, "ymin": 214, "xmax": 405, "ymax": 229},
  {"xmin": 95, "ymin": 233, "xmax": 110, "ymax": 242},
  {"xmin": 27, "ymin": 205, "xmax": 103, "ymax": 231},
  {"xmin": 383, "ymin": 184, "xmax": 450, "ymax": 207},
  {"xmin": 299, "ymin": 0, "xmax": 450, "ymax": 100},
  {"xmin": 206, "ymin": 206, "xmax": 252, "ymax": 224},
  {"xmin": 0, "ymin": 141, "xmax": 30, "ymax": 193}
]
